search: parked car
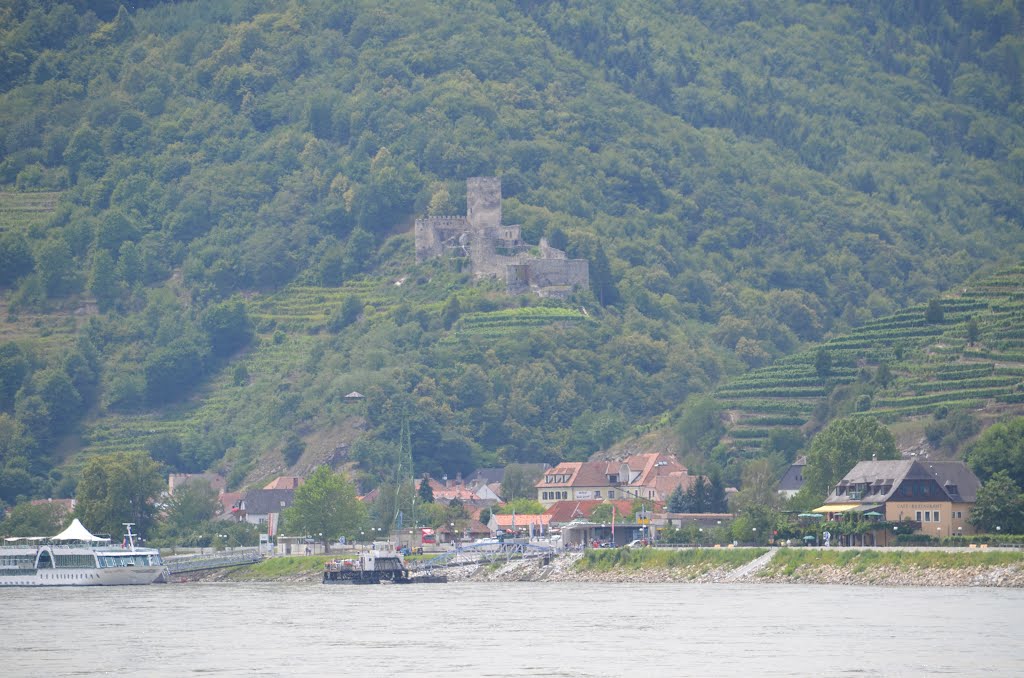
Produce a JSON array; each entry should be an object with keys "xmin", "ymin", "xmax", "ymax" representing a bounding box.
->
[{"xmin": 626, "ymin": 539, "xmax": 648, "ymax": 548}]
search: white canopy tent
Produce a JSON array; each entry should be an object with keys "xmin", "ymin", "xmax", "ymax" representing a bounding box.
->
[{"xmin": 51, "ymin": 518, "xmax": 108, "ymax": 543}]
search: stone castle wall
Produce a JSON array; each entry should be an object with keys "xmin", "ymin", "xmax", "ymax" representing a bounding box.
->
[{"xmin": 415, "ymin": 177, "xmax": 589, "ymax": 297}]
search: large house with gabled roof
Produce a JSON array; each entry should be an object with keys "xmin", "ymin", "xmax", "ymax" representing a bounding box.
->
[
  {"xmin": 815, "ymin": 459, "xmax": 981, "ymax": 538},
  {"xmin": 535, "ymin": 453, "xmax": 698, "ymax": 508}
]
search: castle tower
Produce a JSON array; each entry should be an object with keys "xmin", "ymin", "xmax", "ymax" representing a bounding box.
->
[{"xmin": 466, "ymin": 177, "xmax": 502, "ymax": 232}]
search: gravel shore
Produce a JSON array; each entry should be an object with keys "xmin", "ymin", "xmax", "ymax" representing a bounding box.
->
[{"xmin": 174, "ymin": 550, "xmax": 1024, "ymax": 587}]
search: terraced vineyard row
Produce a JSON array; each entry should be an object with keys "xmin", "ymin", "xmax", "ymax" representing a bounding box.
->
[
  {"xmin": 80, "ymin": 333, "xmax": 320, "ymax": 459},
  {"xmin": 715, "ymin": 265, "xmax": 1024, "ymax": 448},
  {"xmin": 451, "ymin": 307, "xmax": 591, "ymax": 339},
  {"xmin": 0, "ymin": 191, "xmax": 60, "ymax": 231}
]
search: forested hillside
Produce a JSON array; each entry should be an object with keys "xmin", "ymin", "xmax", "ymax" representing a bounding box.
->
[{"xmin": 0, "ymin": 0, "xmax": 1021, "ymax": 505}]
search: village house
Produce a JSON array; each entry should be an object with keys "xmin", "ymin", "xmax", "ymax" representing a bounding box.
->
[
  {"xmin": 815, "ymin": 459, "xmax": 981, "ymax": 539},
  {"xmin": 534, "ymin": 453, "xmax": 696, "ymax": 508},
  {"xmin": 231, "ymin": 476, "xmax": 304, "ymax": 537},
  {"xmin": 777, "ymin": 456, "xmax": 806, "ymax": 499},
  {"xmin": 488, "ymin": 512, "xmax": 552, "ymax": 538}
]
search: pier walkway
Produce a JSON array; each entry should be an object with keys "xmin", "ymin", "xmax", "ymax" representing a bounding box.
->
[{"xmin": 165, "ymin": 549, "xmax": 263, "ymax": 574}]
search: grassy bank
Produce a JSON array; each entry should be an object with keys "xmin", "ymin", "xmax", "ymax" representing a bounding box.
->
[
  {"xmin": 761, "ymin": 549, "xmax": 1024, "ymax": 578},
  {"xmin": 576, "ymin": 547, "xmax": 767, "ymax": 574},
  {"xmin": 219, "ymin": 555, "xmax": 332, "ymax": 581}
]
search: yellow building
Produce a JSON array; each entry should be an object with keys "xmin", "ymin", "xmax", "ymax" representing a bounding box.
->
[{"xmin": 816, "ymin": 459, "xmax": 981, "ymax": 540}]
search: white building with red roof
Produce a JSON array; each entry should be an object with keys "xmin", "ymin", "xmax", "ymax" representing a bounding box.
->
[{"xmin": 535, "ymin": 453, "xmax": 698, "ymax": 507}]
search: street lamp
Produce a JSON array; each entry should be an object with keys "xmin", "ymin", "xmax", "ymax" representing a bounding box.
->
[
  {"xmin": 698, "ymin": 527, "xmax": 703, "ymax": 548},
  {"xmin": 752, "ymin": 526, "xmax": 757, "ymax": 545}
]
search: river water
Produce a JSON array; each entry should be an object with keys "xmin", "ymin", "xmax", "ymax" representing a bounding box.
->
[{"xmin": 2, "ymin": 582, "xmax": 1021, "ymax": 677}]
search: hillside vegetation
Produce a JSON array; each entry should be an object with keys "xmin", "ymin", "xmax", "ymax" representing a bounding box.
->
[{"xmin": 0, "ymin": 0, "xmax": 1022, "ymax": 504}]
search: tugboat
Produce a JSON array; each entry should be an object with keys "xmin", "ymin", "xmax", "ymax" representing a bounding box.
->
[
  {"xmin": 322, "ymin": 542, "xmax": 446, "ymax": 585},
  {"xmin": 323, "ymin": 542, "xmax": 408, "ymax": 584}
]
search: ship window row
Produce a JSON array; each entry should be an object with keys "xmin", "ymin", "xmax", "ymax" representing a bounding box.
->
[
  {"xmin": 1, "ymin": 556, "xmax": 35, "ymax": 567},
  {"xmin": 99, "ymin": 555, "xmax": 150, "ymax": 567},
  {"xmin": 54, "ymin": 554, "xmax": 97, "ymax": 568}
]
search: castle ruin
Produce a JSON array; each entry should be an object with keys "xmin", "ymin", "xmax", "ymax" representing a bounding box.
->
[{"xmin": 414, "ymin": 177, "xmax": 589, "ymax": 297}]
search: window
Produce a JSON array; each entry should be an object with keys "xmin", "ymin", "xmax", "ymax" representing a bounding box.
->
[
  {"xmin": 954, "ymin": 511, "xmax": 962, "ymax": 519},
  {"xmin": 595, "ymin": 491, "xmax": 602, "ymax": 498},
  {"xmin": 609, "ymin": 491, "xmax": 615, "ymax": 499},
  {"xmin": 916, "ymin": 511, "xmax": 922, "ymax": 522},
  {"xmin": 934, "ymin": 511, "xmax": 940, "ymax": 522},
  {"xmin": 924, "ymin": 511, "xmax": 931, "ymax": 522},
  {"xmin": 542, "ymin": 492, "xmax": 548, "ymax": 500}
]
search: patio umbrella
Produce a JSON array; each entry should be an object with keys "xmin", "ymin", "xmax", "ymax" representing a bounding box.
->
[
  {"xmin": 863, "ymin": 511, "xmax": 882, "ymax": 517},
  {"xmin": 803, "ymin": 535, "xmax": 816, "ymax": 542}
]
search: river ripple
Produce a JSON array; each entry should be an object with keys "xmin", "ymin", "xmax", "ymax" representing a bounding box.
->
[{"xmin": 1, "ymin": 582, "xmax": 1021, "ymax": 677}]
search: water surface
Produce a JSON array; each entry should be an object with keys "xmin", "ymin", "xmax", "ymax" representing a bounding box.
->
[{"xmin": 1, "ymin": 582, "xmax": 1020, "ymax": 677}]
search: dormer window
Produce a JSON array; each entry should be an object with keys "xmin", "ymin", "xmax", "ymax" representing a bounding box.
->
[{"xmin": 607, "ymin": 474, "xmax": 618, "ymax": 484}]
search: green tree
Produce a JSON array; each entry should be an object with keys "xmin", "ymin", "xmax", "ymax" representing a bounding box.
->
[
  {"xmin": 417, "ymin": 476, "xmax": 434, "ymax": 503},
  {"xmin": 500, "ymin": 463, "xmax": 543, "ymax": 501},
  {"xmin": 201, "ymin": 299, "xmax": 253, "ymax": 358},
  {"xmin": 731, "ymin": 458, "xmax": 781, "ymax": 511},
  {"xmin": 281, "ymin": 466, "xmax": 366, "ymax": 552},
  {"xmin": 0, "ymin": 342, "xmax": 30, "ymax": 412},
  {"xmin": 667, "ymin": 484, "xmax": 686, "ymax": 512},
  {"xmin": 74, "ymin": 451, "xmax": 164, "ymax": 537},
  {"xmin": 282, "ymin": 432, "xmax": 305, "ymax": 466},
  {"xmin": 707, "ymin": 471, "xmax": 728, "ymax": 513},
  {"xmin": 969, "ymin": 471, "xmax": 1024, "ymax": 534},
  {"xmin": 0, "ymin": 232, "xmax": 34, "ymax": 286},
  {"xmin": 814, "ymin": 348, "xmax": 832, "ymax": 379},
  {"xmin": 802, "ymin": 416, "xmax": 898, "ymax": 499},
  {"xmin": 967, "ymin": 417, "xmax": 1024, "ymax": 487},
  {"xmin": 684, "ymin": 476, "xmax": 709, "ymax": 512},
  {"xmin": 677, "ymin": 396, "xmax": 724, "ymax": 454},
  {"xmin": 494, "ymin": 498, "xmax": 545, "ymax": 515},
  {"xmin": 0, "ymin": 500, "xmax": 70, "ymax": 536},
  {"xmin": 925, "ymin": 298, "xmax": 945, "ymax": 324},
  {"xmin": 327, "ymin": 295, "xmax": 363, "ymax": 332},
  {"xmin": 36, "ymin": 239, "xmax": 76, "ymax": 297},
  {"xmin": 143, "ymin": 338, "xmax": 207, "ymax": 405},
  {"xmin": 163, "ymin": 480, "xmax": 220, "ymax": 535},
  {"xmin": 966, "ymin": 317, "xmax": 979, "ymax": 345},
  {"xmin": 441, "ymin": 294, "xmax": 461, "ymax": 330}
]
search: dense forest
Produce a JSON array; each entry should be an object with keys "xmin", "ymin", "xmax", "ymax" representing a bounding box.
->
[{"xmin": 0, "ymin": 0, "xmax": 1022, "ymax": 508}]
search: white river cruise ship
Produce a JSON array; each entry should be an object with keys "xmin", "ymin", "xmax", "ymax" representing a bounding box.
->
[{"xmin": 1, "ymin": 519, "xmax": 168, "ymax": 586}]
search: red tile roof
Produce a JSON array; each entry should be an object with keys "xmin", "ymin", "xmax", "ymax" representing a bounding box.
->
[
  {"xmin": 491, "ymin": 514, "xmax": 551, "ymax": 528},
  {"xmin": 543, "ymin": 499, "xmax": 636, "ymax": 523}
]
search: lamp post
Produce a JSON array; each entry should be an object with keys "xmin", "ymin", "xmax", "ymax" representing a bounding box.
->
[
  {"xmin": 698, "ymin": 527, "xmax": 703, "ymax": 548},
  {"xmin": 752, "ymin": 526, "xmax": 757, "ymax": 545},
  {"xmin": 957, "ymin": 525, "xmax": 962, "ymax": 546}
]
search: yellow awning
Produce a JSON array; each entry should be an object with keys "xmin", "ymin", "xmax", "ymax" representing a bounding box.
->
[{"xmin": 811, "ymin": 504, "xmax": 861, "ymax": 513}]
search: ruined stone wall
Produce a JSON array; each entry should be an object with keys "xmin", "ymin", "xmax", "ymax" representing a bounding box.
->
[
  {"xmin": 415, "ymin": 177, "xmax": 589, "ymax": 296},
  {"xmin": 414, "ymin": 216, "xmax": 469, "ymax": 262},
  {"xmin": 518, "ymin": 258, "xmax": 589, "ymax": 291},
  {"xmin": 466, "ymin": 177, "xmax": 502, "ymax": 231}
]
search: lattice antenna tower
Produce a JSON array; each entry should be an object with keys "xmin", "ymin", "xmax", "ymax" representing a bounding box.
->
[{"xmin": 393, "ymin": 413, "xmax": 416, "ymax": 530}]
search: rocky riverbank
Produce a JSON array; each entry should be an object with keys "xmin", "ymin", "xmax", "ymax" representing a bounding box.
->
[
  {"xmin": 174, "ymin": 548, "xmax": 1024, "ymax": 587},
  {"xmin": 440, "ymin": 549, "xmax": 1024, "ymax": 587}
]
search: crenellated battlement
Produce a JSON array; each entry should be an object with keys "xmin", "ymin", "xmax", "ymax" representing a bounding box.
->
[{"xmin": 414, "ymin": 177, "xmax": 589, "ymax": 297}]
